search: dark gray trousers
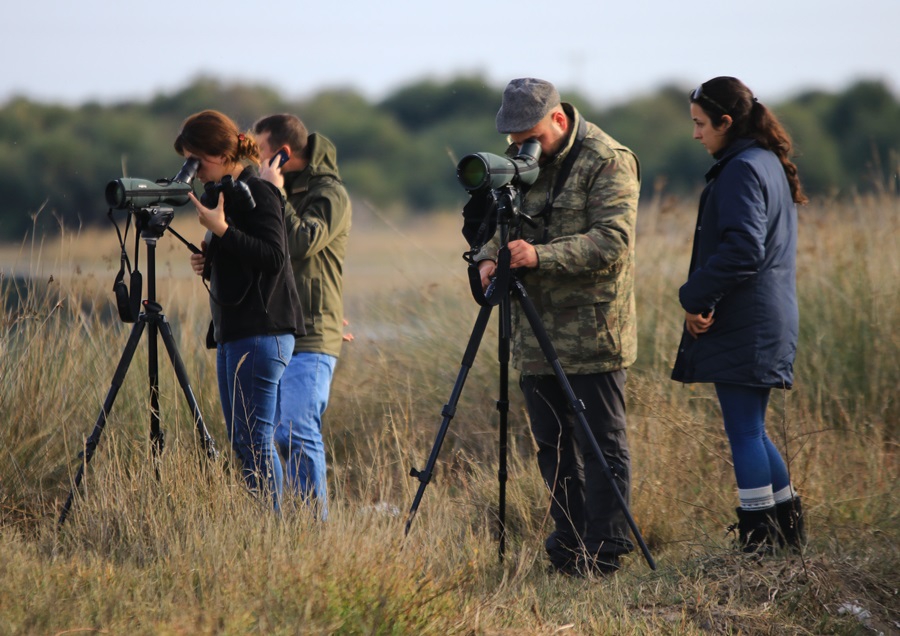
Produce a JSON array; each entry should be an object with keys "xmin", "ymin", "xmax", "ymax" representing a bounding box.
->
[{"xmin": 520, "ymin": 370, "xmax": 634, "ymax": 559}]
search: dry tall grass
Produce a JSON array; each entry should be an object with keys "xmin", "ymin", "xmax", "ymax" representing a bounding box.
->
[{"xmin": 0, "ymin": 196, "xmax": 897, "ymax": 635}]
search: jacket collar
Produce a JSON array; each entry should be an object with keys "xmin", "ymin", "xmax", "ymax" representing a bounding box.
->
[
  {"xmin": 238, "ymin": 165, "xmax": 257, "ymax": 182},
  {"xmin": 705, "ymin": 137, "xmax": 758, "ymax": 182},
  {"xmin": 539, "ymin": 102, "xmax": 580, "ymax": 168},
  {"xmin": 548, "ymin": 103, "xmax": 580, "ymax": 167},
  {"xmin": 283, "ymin": 164, "xmax": 311, "ymax": 196}
]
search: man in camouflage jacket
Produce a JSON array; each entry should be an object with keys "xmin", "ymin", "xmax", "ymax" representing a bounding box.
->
[{"xmin": 476, "ymin": 78, "xmax": 640, "ymax": 576}]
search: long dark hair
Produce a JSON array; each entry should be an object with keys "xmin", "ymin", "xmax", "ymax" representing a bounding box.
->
[
  {"xmin": 174, "ymin": 110, "xmax": 260, "ymax": 166},
  {"xmin": 691, "ymin": 77, "xmax": 807, "ymax": 204}
]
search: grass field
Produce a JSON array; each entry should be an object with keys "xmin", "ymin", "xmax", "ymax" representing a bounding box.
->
[{"xmin": 0, "ymin": 194, "xmax": 897, "ymax": 635}]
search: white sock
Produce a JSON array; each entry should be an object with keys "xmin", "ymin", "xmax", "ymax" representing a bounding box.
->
[
  {"xmin": 739, "ymin": 485, "xmax": 775, "ymax": 510},
  {"xmin": 773, "ymin": 484, "xmax": 797, "ymax": 504}
]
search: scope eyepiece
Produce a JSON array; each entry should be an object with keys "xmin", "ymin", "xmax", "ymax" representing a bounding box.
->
[{"xmin": 172, "ymin": 157, "xmax": 200, "ymax": 184}]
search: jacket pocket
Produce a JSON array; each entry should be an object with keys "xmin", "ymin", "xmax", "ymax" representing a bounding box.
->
[
  {"xmin": 552, "ymin": 189, "xmax": 587, "ymax": 212},
  {"xmin": 547, "ymin": 190, "xmax": 589, "ymax": 238},
  {"xmin": 548, "ymin": 279, "xmax": 620, "ymax": 360},
  {"xmin": 548, "ymin": 279, "xmax": 616, "ymax": 307},
  {"xmin": 301, "ymin": 277, "xmax": 323, "ymax": 330}
]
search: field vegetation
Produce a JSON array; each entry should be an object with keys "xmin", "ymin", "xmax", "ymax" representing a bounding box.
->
[{"xmin": 0, "ymin": 194, "xmax": 897, "ymax": 634}]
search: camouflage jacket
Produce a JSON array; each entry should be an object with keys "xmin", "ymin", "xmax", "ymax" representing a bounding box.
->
[
  {"xmin": 477, "ymin": 104, "xmax": 640, "ymax": 375},
  {"xmin": 281, "ymin": 133, "xmax": 352, "ymax": 357}
]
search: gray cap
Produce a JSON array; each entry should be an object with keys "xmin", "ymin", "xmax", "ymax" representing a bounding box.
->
[{"xmin": 495, "ymin": 78, "xmax": 561, "ymax": 134}]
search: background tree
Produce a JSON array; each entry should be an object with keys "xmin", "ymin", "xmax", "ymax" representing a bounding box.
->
[{"xmin": 0, "ymin": 75, "xmax": 897, "ymax": 239}]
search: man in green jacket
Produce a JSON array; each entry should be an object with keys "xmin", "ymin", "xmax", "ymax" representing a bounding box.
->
[
  {"xmin": 475, "ymin": 78, "xmax": 640, "ymax": 575},
  {"xmin": 255, "ymin": 114, "xmax": 352, "ymax": 520}
]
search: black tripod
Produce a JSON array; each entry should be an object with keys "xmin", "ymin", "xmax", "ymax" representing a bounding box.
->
[
  {"xmin": 405, "ymin": 187, "xmax": 656, "ymax": 570},
  {"xmin": 58, "ymin": 209, "xmax": 218, "ymax": 525}
]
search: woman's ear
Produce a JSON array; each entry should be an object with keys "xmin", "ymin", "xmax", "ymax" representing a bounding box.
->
[{"xmin": 719, "ymin": 114, "xmax": 733, "ymax": 131}]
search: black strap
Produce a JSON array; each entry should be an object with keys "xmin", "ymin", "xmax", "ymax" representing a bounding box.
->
[
  {"xmin": 536, "ymin": 116, "xmax": 587, "ymax": 244},
  {"xmin": 109, "ymin": 209, "xmax": 142, "ymax": 323},
  {"xmin": 468, "ymin": 246, "xmax": 510, "ymax": 307}
]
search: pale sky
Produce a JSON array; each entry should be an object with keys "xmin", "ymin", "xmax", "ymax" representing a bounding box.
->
[{"xmin": 2, "ymin": 0, "xmax": 897, "ymax": 107}]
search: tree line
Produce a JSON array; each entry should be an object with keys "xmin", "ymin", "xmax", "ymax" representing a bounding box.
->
[{"xmin": 0, "ymin": 74, "xmax": 898, "ymax": 239}]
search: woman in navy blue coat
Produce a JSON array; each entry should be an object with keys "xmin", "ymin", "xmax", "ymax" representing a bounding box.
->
[{"xmin": 672, "ymin": 77, "xmax": 807, "ymax": 552}]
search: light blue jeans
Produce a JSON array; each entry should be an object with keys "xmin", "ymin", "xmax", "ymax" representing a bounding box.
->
[
  {"xmin": 274, "ymin": 352, "xmax": 336, "ymax": 520},
  {"xmin": 217, "ymin": 333, "xmax": 294, "ymax": 512}
]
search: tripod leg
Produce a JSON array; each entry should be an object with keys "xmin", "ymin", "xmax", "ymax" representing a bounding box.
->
[
  {"xmin": 59, "ymin": 320, "xmax": 146, "ymax": 526},
  {"xmin": 157, "ymin": 319, "xmax": 218, "ymax": 461},
  {"xmin": 511, "ymin": 279, "xmax": 657, "ymax": 570},
  {"xmin": 496, "ymin": 294, "xmax": 511, "ymax": 560},
  {"xmin": 405, "ymin": 303, "xmax": 493, "ymax": 536},
  {"xmin": 147, "ymin": 320, "xmax": 164, "ymax": 479}
]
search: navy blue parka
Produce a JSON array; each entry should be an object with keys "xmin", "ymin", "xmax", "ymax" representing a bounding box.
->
[{"xmin": 671, "ymin": 138, "xmax": 798, "ymax": 388}]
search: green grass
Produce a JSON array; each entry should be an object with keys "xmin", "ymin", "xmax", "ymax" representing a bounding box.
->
[{"xmin": 0, "ymin": 197, "xmax": 897, "ymax": 634}]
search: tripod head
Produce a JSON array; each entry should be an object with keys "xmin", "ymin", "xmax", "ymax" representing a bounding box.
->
[
  {"xmin": 462, "ymin": 183, "xmax": 540, "ymax": 307},
  {"xmin": 134, "ymin": 205, "xmax": 175, "ymax": 240},
  {"xmin": 125, "ymin": 204, "xmax": 201, "ymax": 253}
]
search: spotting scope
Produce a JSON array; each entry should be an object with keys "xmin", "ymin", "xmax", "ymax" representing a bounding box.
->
[
  {"xmin": 105, "ymin": 157, "xmax": 199, "ymax": 209},
  {"xmin": 456, "ymin": 138, "xmax": 541, "ymax": 192}
]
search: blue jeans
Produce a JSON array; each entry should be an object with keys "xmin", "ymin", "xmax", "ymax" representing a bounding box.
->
[
  {"xmin": 217, "ymin": 333, "xmax": 293, "ymax": 512},
  {"xmin": 715, "ymin": 383, "xmax": 791, "ymax": 497},
  {"xmin": 274, "ymin": 352, "xmax": 336, "ymax": 519}
]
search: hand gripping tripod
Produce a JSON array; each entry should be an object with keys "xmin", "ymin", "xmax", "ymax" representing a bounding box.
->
[
  {"xmin": 58, "ymin": 207, "xmax": 218, "ymax": 526},
  {"xmin": 405, "ymin": 185, "xmax": 656, "ymax": 570}
]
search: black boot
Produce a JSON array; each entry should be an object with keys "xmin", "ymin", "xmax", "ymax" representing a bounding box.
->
[
  {"xmin": 775, "ymin": 497, "xmax": 807, "ymax": 551},
  {"xmin": 545, "ymin": 531, "xmax": 621, "ymax": 578},
  {"xmin": 734, "ymin": 507, "xmax": 778, "ymax": 554},
  {"xmin": 545, "ymin": 530, "xmax": 581, "ymax": 576}
]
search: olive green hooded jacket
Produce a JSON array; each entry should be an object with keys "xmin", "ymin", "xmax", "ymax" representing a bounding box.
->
[{"xmin": 281, "ymin": 132, "xmax": 351, "ymax": 357}]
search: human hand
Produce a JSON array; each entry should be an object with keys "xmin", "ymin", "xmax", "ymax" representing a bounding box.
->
[
  {"xmin": 342, "ymin": 318, "xmax": 355, "ymax": 342},
  {"xmin": 190, "ymin": 239, "xmax": 207, "ymax": 277},
  {"xmin": 508, "ymin": 239, "xmax": 538, "ymax": 269},
  {"xmin": 188, "ymin": 192, "xmax": 228, "ymax": 237},
  {"xmin": 478, "ymin": 259, "xmax": 497, "ymax": 291},
  {"xmin": 685, "ymin": 310, "xmax": 715, "ymax": 339},
  {"xmin": 258, "ymin": 155, "xmax": 284, "ymax": 190}
]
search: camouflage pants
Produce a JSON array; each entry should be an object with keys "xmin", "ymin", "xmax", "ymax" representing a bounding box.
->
[{"xmin": 520, "ymin": 371, "xmax": 634, "ymax": 560}]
